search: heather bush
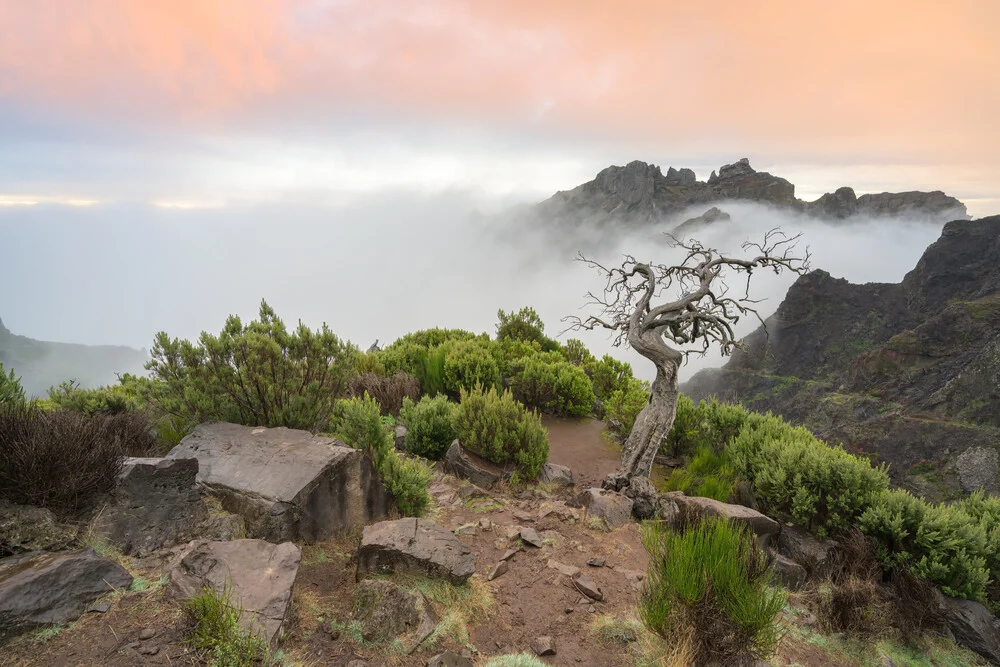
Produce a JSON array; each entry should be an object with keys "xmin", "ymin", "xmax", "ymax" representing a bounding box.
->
[
  {"xmin": 399, "ymin": 394, "xmax": 457, "ymax": 460},
  {"xmin": 586, "ymin": 354, "xmax": 634, "ymax": 404},
  {"xmin": 728, "ymin": 413, "xmax": 889, "ymax": 537},
  {"xmin": 663, "ymin": 395, "xmax": 750, "ymax": 458},
  {"xmin": 509, "ymin": 357, "xmax": 595, "ymax": 417},
  {"xmin": 640, "ymin": 518, "xmax": 785, "ymax": 665},
  {"xmin": 442, "ymin": 339, "xmax": 500, "ymax": 397},
  {"xmin": 332, "ymin": 395, "xmax": 431, "ymax": 516},
  {"xmin": 490, "ymin": 338, "xmax": 542, "ymax": 378},
  {"xmin": 453, "ymin": 385, "xmax": 549, "ymax": 480},
  {"xmin": 147, "ymin": 300, "xmax": 358, "ymax": 432},
  {"xmin": 348, "ymin": 371, "xmax": 420, "ymax": 416},
  {"xmin": 562, "ymin": 338, "xmax": 596, "ymax": 367},
  {"xmin": 0, "ymin": 402, "xmax": 157, "ymax": 514},
  {"xmin": 604, "ymin": 377, "xmax": 650, "ymax": 441},
  {"xmin": 0, "ymin": 363, "xmax": 25, "ymax": 405},
  {"xmin": 495, "ymin": 306, "xmax": 551, "ymax": 347}
]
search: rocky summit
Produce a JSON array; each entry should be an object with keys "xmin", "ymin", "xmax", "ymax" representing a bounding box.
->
[
  {"xmin": 684, "ymin": 215, "xmax": 1000, "ymax": 499},
  {"xmin": 536, "ymin": 157, "xmax": 968, "ymax": 228}
]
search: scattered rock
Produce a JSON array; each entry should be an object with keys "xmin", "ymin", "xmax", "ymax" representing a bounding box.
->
[
  {"xmin": 87, "ymin": 601, "xmax": 112, "ymax": 613},
  {"xmin": 138, "ymin": 628, "xmax": 156, "ymax": 640},
  {"xmin": 478, "ymin": 518, "xmax": 493, "ymax": 532},
  {"xmin": 565, "ymin": 606, "xmax": 574, "ymax": 614},
  {"xmin": 537, "ymin": 501, "xmax": 580, "ymax": 522},
  {"xmin": 769, "ymin": 552, "xmax": 807, "ymax": 591},
  {"xmin": 625, "ymin": 476, "xmax": 658, "ymax": 520},
  {"xmin": 587, "ymin": 557, "xmax": 606, "ymax": 568},
  {"xmin": 168, "ymin": 538, "xmax": 301, "ymax": 645},
  {"xmin": 455, "ymin": 524, "xmax": 478, "ymax": 537},
  {"xmin": 503, "ymin": 525, "xmax": 522, "ymax": 541},
  {"xmin": 540, "ymin": 462, "xmax": 574, "ymax": 486},
  {"xmin": 351, "ymin": 579, "xmax": 435, "ymax": 651},
  {"xmin": 0, "ymin": 502, "xmax": 77, "ymax": 557},
  {"xmin": 488, "ymin": 561, "xmax": 508, "ymax": 581},
  {"xmin": 660, "ymin": 492, "xmax": 780, "ymax": 546},
  {"xmin": 615, "ymin": 568, "xmax": 645, "ymax": 590},
  {"xmin": 0, "ymin": 549, "xmax": 133, "ymax": 638},
  {"xmin": 520, "ymin": 527, "xmax": 543, "ymax": 548},
  {"xmin": 139, "ymin": 645, "xmax": 160, "ymax": 656},
  {"xmin": 571, "ymin": 488, "xmax": 634, "ymax": 528},
  {"xmin": 394, "ymin": 425, "xmax": 408, "ymax": 451},
  {"xmin": 547, "ymin": 560, "xmax": 580, "ymax": 577},
  {"xmin": 532, "ymin": 635, "xmax": 556, "ymax": 656},
  {"xmin": 427, "ymin": 653, "xmax": 473, "ymax": 667},
  {"xmin": 500, "ymin": 548, "xmax": 521, "ymax": 561},
  {"xmin": 457, "ymin": 483, "xmax": 490, "ymax": 500},
  {"xmin": 513, "ymin": 510, "xmax": 535, "ymax": 523},
  {"xmin": 443, "ymin": 440, "xmax": 501, "ymax": 488},
  {"xmin": 940, "ymin": 595, "xmax": 1000, "ymax": 664},
  {"xmin": 167, "ymin": 423, "xmax": 389, "ymax": 543},
  {"xmin": 777, "ymin": 525, "xmax": 841, "ymax": 577},
  {"xmin": 357, "ymin": 518, "xmax": 476, "ymax": 585},
  {"xmin": 91, "ymin": 457, "xmax": 204, "ymax": 556},
  {"xmin": 573, "ymin": 575, "xmax": 604, "ymax": 602}
]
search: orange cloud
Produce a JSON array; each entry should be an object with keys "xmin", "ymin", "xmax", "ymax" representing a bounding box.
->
[{"xmin": 1, "ymin": 0, "xmax": 997, "ymax": 161}]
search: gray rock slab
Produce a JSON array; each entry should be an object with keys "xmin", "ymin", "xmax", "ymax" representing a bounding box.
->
[
  {"xmin": 357, "ymin": 518, "xmax": 476, "ymax": 585},
  {"xmin": 540, "ymin": 463, "xmax": 574, "ymax": 486},
  {"xmin": 443, "ymin": 440, "xmax": 501, "ymax": 488},
  {"xmin": 572, "ymin": 488, "xmax": 634, "ymax": 528},
  {"xmin": 168, "ymin": 422, "xmax": 389, "ymax": 543}
]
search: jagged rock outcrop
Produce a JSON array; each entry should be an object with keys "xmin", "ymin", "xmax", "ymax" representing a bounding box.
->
[
  {"xmin": 167, "ymin": 422, "xmax": 389, "ymax": 543},
  {"xmin": 535, "ymin": 157, "xmax": 967, "ymax": 229},
  {"xmin": 672, "ymin": 206, "xmax": 733, "ymax": 238},
  {"xmin": 684, "ymin": 217, "xmax": 1000, "ymax": 497}
]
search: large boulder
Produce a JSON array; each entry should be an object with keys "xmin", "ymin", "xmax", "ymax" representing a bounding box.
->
[
  {"xmin": 659, "ymin": 492, "xmax": 780, "ymax": 546},
  {"xmin": 443, "ymin": 440, "xmax": 501, "ymax": 488},
  {"xmin": 168, "ymin": 539, "xmax": 301, "ymax": 646},
  {"xmin": 956, "ymin": 447, "xmax": 1000, "ymax": 495},
  {"xmin": 769, "ymin": 553, "xmax": 807, "ymax": 591},
  {"xmin": 167, "ymin": 422, "xmax": 389, "ymax": 543},
  {"xmin": 571, "ymin": 488, "xmax": 634, "ymax": 528},
  {"xmin": 540, "ymin": 462, "xmax": 574, "ymax": 486},
  {"xmin": 625, "ymin": 476, "xmax": 658, "ymax": 520},
  {"xmin": 0, "ymin": 549, "xmax": 133, "ymax": 638},
  {"xmin": 91, "ymin": 457, "xmax": 204, "ymax": 556},
  {"xmin": 0, "ymin": 502, "xmax": 77, "ymax": 557},
  {"xmin": 940, "ymin": 595, "xmax": 1000, "ymax": 664},
  {"xmin": 351, "ymin": 579, "xmax": 435, "ymax": 652},
  {"xmin": 357, "ymin": 518, "xmax": 476, "ymax": 585},
  {"xmin": 777, "ymin": 525, "xmax": 841, "ymax": 577}
]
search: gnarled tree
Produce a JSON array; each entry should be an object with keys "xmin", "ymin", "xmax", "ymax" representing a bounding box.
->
[{"xmin": 566, "ymin": 229, "xmax": 809, "ymax": 491}]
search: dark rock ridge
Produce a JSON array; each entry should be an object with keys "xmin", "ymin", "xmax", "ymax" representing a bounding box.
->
[
  {"xmin": 536, "ymin": 157, "xmax": 967, "ymax": 227},
  {"xmin": 683, "ymin": 216, "xmax": 1000, "ymax": 497}
]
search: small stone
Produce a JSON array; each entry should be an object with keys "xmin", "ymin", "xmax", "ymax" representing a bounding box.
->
[
  {"xmin": 138, "ymin": 628, "xmax": 156, "ymax": 640},
  {"xmin": 587, "ymin": 557, "xmax": 605, "ymax": 567},
  {"xmin": 87, "ymin": 601, "xmax": 112, "ymax": 613},
  {"xmin": 123, "ymin": 642, "xmax": 140, "ymax": 650},
  {"xmin": 500, "ymin": 548, "xmax": 520, "ymax": 561},
  {"xmin": 139, "ymin": 645, "xmax": 160, "ymax": 656},
  {"xmin": 573, "ymin": 575, "xmax": 604, "ymax": 601},
  {"xmin": 504, "ymin": 525, "xmax": 522, "ymax": 540},
  {"xmin": 547, "ymin": 559, "xmax": 581, "ymax": 577},
  {"xmin": 427, "ymin": 653, "xmax": 474, "ymax": 667},
  {"xmin": 564, "ymin": 607, "xmax": 574, "ymax": 614},
  {"xmin": 513, "ymin": 510, "xmax": 535, "ymax": 522},
  {"xmin": 488, "ymin": 561, "xmax": 508, "ymax": 581},
  {"xmin": 455, "ymin": 523, "xmax": 478, "ymax": 537},
  {"xmin": 478, "ymin": 518, "xmax": 493, "ymax": 532},
  {"xmin": 531, "ymin": 636, "xmax": 556, "ymax": 656},
  {"xmin": 520, "ymin": 527, "xmax": 543, "ymax": 548}
]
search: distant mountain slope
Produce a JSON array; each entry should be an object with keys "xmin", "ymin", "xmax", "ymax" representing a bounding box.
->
[
  {"xmin": 536, "ymin": 157, "xmax": 968, "ymax": 228},
  {"xmin": 0, "ymin": 317, "xmax": 146, "ymax": 396},
  {"xmin": 683, "ymin": 216, "xmax": 1000, "ymax": 499}
]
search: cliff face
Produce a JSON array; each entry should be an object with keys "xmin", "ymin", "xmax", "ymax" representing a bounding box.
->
[
  {"xmin": 683, "ymin": 216, "xmax": 1000, "ymax": 499},
  {"xmin": 538, "ymin": 157, "xmax": 968, "ymax": 227}
]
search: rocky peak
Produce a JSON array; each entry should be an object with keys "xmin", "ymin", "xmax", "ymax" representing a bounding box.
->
[
  {"xmin": 593, "ymin": 161, "xmax": 663, "ymax": 206},
  {"xmin": 711, "ymin": 157, "xmax": 755, "ymax": 182}
]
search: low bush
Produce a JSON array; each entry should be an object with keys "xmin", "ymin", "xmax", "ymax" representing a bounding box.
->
[
  {"xmin": 663, "ymin": 395, "xmax": 750, "ymax": 458},
  {"xmin": 0, "ymin": 363, "xmax": 25, "ymax": 405},
  {"xmin": 147, "ymin": 299, "xmax": 358, "ymax": 432},
  {"xmin": 586, "ymin": 354, "xmax": 634, "ymax": 404},
  {"xmin": 661, "ymin": 446, "xmax": 737, "ymax": 502},
  {"xmin": 727, "ymin": 413, "xmax": 889, "ymax": 537},
  {"xmin": 562, "ymin": 338, "xmax": 595, "ymax": 367},
  {"xmin": 453, "ymin": 385, "xmax": 549, "ymax": 480},
  {"xmin": 399, "ymin": 394, "xmax": 457, "ymax": 460},
  {"xmin": 604, "ymin": 377, "xmax": 650, "ymax": 441},
  {"xmin": 640, "ymin": 518, "xmax": 785, "ymax": 665},
  {"xmin": 333, "ymin": 395, "xmax": 431, "ymax": 516},
  {"xmin": 184, "ymin": 582, "xmax": 271, "ymax": 666},
  {"xmin": 509, "ymin": 357, "xmax": 595, "ymax": 417},
  {"xmin": 490, "ymin": 338, "xmax": 542, "ymax": 378},
  {"xmin": 442, "ymin": 340, "xmax": 500, "ymax": 397},
  {"xmin": 495, "ymin": 306, "xmax": 559, "ymax": 352},
  {"xmin": 348, "ymin": 371, "xmax": 420, "ymax": 416},
  {"xmin": 0, "ymin": 402, "xmax": 157, "ymax": 514}
]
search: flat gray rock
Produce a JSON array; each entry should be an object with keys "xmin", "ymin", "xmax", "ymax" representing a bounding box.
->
[
  {"xmin": 540, "ymin": 462, "xmax": 574, "ymax": 486},
  {"xmin": 941, "ymin": 595, "xmax": 1000, "ymax": 664},
  {"xmin": 0, "ymin": 549, "xmax": 133, "ymax": 638},
  {"xmin": 487, "ymin": 561, "xmax": 508, "ymax": 581},
  {"xmin": 357, "ymin": 519, "xmax": 476, "ymax": 585},
  {"xmin": 660, "ymin": 492, "xmax": 780, "ymax": 545},
  {"xmin": 168, "ymin": 422, "xmax": 389, "ymax": 543},
  {"xmin": 520, "ymin": 527, "xmax": 543, "ymax": 548},
  {"xmin": 168, "ymin": 538, "xmax": 301, "ymax": 646},
  {"xmin": 572, "ymin": 488, "xmax": 634, "ymax": 528}
]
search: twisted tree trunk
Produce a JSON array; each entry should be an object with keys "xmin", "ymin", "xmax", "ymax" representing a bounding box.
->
[{"xmin": 603, "ymin": 323, "xmax": 683, "ymax": 492}]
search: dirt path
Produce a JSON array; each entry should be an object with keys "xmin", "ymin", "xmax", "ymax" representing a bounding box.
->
[{"xmin": 542, "ymin": 417, "xmax": 621, "ymax": 490}]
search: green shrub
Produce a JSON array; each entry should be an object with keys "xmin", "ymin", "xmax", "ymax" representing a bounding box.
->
[
  {"xmin": 387, "ymin": 328, "xmax": 482, "ymax": 350},
  {"xmin": 184, "ymin": 582, "xmax": 271, "ymax": 666},
  {"xmin": 860, "ymin": 489, "xmax": 990, "ymax": 601},
  {"xmin": 0, "ymin": 402, "xmax": 157, "ymax": 514},
  {"xmin": 662, "ymin": 446, "xmax": 737, "ymax": 502},
  {"xmin": 495, "ymin": 306, "xmax": 547, "ymax": 346},
  {"xmin": 399, "ymin": 394, "xmax": 457, "ymax": 460},
  {"xmin": 640, "ymin": 518, "xmax": 785, "ymax": 665},
  {"xmin": 0, "ymin": 363, "xmax": 25, "ymax": 405},
  {"xmin": 663, "ymin": 395, "xmax": 750, "ymax": 458},
  {"xmin": 490, "ymin": 338, "xmax": 542, "ymax": 378},
  {"xmin": 562, "ymin": 338, "xmax": 596, "ymax": 367},
  {"xmin": 442, "ymin": 340, "xmax": 500, "ymax": 397},
  {"xmin": 333, "ymin": 395, "xmax": 431, "ymax": 516},
  {"xmin": 586, "ymin": 354, "xmax": 634, "ymax": 404},
  {"xmin": 727, "ymin": 413, "xmax": 889, "ymax": 536},
  {"xmin": 348, "ymin": 371, "xmax": 420, "ymax": 416},
  {"xmin": 453, "ymin": 385, "xmax": 549, "ymax": 479},
  {"xmin": 147, "ymin": 300, "xmax": 358, "ymax": 432},
  {"xmin": 604, "ymin": 377, "xmax": 650, "ymax": 441},
  {"xmin": 509, "ymin": 357, "xmax": 595, "ymax": 417}
]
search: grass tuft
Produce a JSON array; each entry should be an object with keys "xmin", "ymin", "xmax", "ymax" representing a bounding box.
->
[{"xmin": 184, "ymin": 582, "xmax": 273, "ymax": 667}]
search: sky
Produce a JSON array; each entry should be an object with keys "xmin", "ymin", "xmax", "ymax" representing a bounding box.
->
[{"xmin": 1, "ymin": 1, "xmax": 998, "ymax": 385}]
